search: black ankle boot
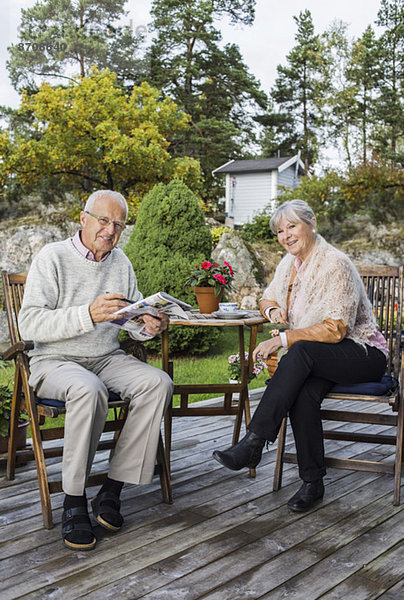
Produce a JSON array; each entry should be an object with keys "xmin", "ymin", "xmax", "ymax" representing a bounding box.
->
[
  {"xmin": 212, "ymin": 431, "xmax": 266, "ymax": 471},
  {"xmin": 287, "ymin": 479, "xmax": 324, "ymax": 512}
]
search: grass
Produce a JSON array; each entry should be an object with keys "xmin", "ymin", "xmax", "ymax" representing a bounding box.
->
[
  {"xmin": 0, "ymin": 324, "xmax": 274, "ymax": 434},
  {"xmin": 148, "ymin": 326, "xmax": 271, "ymax": 404},
  {"xmin": 0, "ymin": 362, "xmax": 13, "ymax": 387}
]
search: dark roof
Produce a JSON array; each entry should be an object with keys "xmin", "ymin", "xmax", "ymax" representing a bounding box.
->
[{"xmin": 213, "ymin": 157, "xmax": 291, "ymax": 174}]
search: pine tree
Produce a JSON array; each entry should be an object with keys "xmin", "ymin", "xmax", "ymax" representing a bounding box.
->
[
  {"xmin": 322, "ymin": 21, "xmax": 358, "ymax": 168},
  {"xmin": 147, "ymin": 0, "xmax": 267, "ymax": 203},
  {"xmin": 373, "ymin": 0, "xmax": 404, "ymax": 161},
  {"xmin": 7, "ymin": 0, "xmax": 146, "ymax": 92},
  {"xmin": 260, "ymin": 10, "xmax": 330, "ymax": 172},
  {"xmin": 346, "ymin": 26, "xmax": 380, "ymax": 164}
]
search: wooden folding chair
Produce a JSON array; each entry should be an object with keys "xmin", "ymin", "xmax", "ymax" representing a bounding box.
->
[
  {"xmin": 273, "ymin": 265, "xmax": 404, "ymax": 505},
  {"xmin": 1, "ymin": 270, "xmax": 173, "ymax": 529}
]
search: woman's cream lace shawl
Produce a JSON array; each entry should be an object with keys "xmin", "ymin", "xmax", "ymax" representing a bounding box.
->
[{"xmin": 262, "ymin": 235, "xmax": 378, "ymax": 347}]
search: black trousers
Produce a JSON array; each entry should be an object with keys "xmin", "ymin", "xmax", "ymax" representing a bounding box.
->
[{"xmin": 248, "ymin": 339, "xmax": 387, "ymax": 482}]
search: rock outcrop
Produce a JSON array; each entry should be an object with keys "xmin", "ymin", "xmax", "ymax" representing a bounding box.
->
[
  {"xmin": 0, "ymin": 223, "xmax": 134, "ymax": 273},
  {"xmin": 212, "ymin": 232, "xmax": 268, "ymax": 309},
  {"xmin": 328, "ymin": 214, "xmax": 404, "ymax": 267}
]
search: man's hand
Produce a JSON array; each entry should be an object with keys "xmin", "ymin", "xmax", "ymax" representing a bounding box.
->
[
  {"xmin": 141, "ymin": 313, "xmax": 169, "ymax": 336},
  {"xmin": 89, "ymin": 293, "xmax": 129, "ymax": 323},
  {"xmin": 253, "ymin": 336, "xmax": 283, "ymax": 362}
]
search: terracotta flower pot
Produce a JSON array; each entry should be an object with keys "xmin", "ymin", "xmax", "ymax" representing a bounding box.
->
[
  {"xmin": 0, "ymin": 420, "xmax": 29, "ymax": 454},
  {"xmin": 193, "ymin": 287, "xmax": 223, "ymax": 313}
]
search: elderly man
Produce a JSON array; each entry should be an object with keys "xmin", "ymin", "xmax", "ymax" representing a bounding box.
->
[{"xmin": 18, "ymin": 190, "xmax": 173, "ymax": 551}]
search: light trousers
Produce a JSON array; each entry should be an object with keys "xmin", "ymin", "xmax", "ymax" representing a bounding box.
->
[{"xmin": 29, "ymin": 351, "xmax": 174, "ymax": 495}]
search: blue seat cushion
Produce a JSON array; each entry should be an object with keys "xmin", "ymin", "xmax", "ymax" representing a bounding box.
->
[
  {"xmin": 35, "ymin": 390, "xmax": 122, "ymax": 408},
  {"xmin": 330, "ymin": 375, "xmax": 396, "ymax": 396}
]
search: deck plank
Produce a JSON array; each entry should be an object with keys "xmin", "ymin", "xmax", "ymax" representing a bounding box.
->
[
  {"xmin": 0, "ymin": 394, "xmax": 402, "ymax": 600},
  {"xmin": 376, "ymin": 579, "xmax": 404, "ymax": 599},
  {"xmin": 317, "ymin": 541, "xmax": 404, "ymax": 599}
]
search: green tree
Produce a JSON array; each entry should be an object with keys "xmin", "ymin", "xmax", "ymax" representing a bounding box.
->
[
  {"xmin": 340, "ymin": 159, "xmax": 404, "ymax": 221},
  {"xmin": 124, "ymin": 178, "xmax": 220, "ymax": 354},
  {"xmin": 147, "ymin": 0, "xmax": 267, "ymax": 203},
  {"xmin": 373, "ymin": 0, "xmax": 404, "ymax": 161},
  {"xmin": 346, "ymin": 26, "xmax": 380, "ymax": 164},
  {"xmin": 7, "ymin": 0, "xmax": 146, "ymax": 92},
  {"xmin": 322, "ymin": 21, "xmax": 358, "ymax": 168},
  {"xmin": 258, "ymin": 101, "xmax": 300, "ymax": 159},
  {"xmin": 0, "ymin": 68, "xmax": 201, "ymax": 217},
  {"xmin": 277, "ymin": 161, "xmax": 403, "ymax": 225},
  {"xmin": 278, "ymin": 170, "xmax": 344, "ymax": 226},
  {"xmin": 260, "ymin": 10, "xmax": 330, "ymax": 172}
]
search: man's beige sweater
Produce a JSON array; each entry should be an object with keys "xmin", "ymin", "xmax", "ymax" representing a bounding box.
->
[{"xmin": 18, "ymin": 239, "xmax": 149, "ymax": 365}]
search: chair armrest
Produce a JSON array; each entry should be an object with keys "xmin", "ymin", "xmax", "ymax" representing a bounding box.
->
[
  {"xmin": 119, "ymin": 338, "xmax": 147, "ymax": 363},
  {"xmin": 3, "ymin": 340, "xmax": 34, "ymax": 360}
]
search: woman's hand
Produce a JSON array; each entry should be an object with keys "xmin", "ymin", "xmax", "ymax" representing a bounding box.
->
[
  {"xmin": 270, "ymin": 307, "xmax": 288, "ymax": 325},
  {"xmin": 253, "ymin": 336, "xmax": 283, "ymax": 362}
]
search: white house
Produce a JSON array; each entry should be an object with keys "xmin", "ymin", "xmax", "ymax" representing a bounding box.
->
[{"xmin": 212, "ymin": 155, "xmax": 305, "ymax": 227}]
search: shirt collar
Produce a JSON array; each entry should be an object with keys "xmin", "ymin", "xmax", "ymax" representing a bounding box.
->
[
  {"xmin": 294, "ymin": 257, "xmax": 303, "ymax": 271},
  {"xmin": 71, "ymin": 230, "xmax": 111, "ymax": 262}
]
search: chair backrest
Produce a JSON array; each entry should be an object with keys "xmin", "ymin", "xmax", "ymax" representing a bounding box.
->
[
  {"xmin": 2, "ymin": 271, "xmax": 27, "ymax": 347},
  {"xmin": 357, "ymin": 265, "xmax": 403, "ymax": 378}
]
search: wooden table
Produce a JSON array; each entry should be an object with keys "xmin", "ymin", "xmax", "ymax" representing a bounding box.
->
[{"xmin": 161, "ymin": 310, "xmax": 266, "ymax": 474}]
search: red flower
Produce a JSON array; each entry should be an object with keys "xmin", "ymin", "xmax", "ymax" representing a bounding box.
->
[
  {"xmin": 185, "ymin": 259, "xmax": 235, "ymax": 292},
  {"xmin": 213, "ymin": 273, "xmax": 227, "ymax": 285},
  {"xmin": 201, "ymin": 261, "xmax": 213, "ymax": 270},
  {"xmin": 224, "ymin": 261, "xmax": 234, "ymax": 277}
]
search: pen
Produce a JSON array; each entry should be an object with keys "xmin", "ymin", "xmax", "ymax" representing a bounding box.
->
[
  {"xmin": 106, "ymin": 293, "xmax": 142, "ymax": 304},
  {"xmin": 105, "ymin": 292, "xmax": 137, "ymax": 304},
  {"xmin": 106, "ymin": 293, "xmax": 163, "ymax": 320}
]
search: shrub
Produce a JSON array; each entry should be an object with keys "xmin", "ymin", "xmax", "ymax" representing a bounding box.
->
[
  {"xmin": 124, "ymin": 178, "xmax": 220, "ymax": 354},
  {"xmin": 240, "ymin": 206, "xmax": 275, "ymax": 243},
  {"xmin": 211, "ymin": 226, "xmax": 233, "ymax": 246},
  {"xmin": 0, "ymin": 384, "xmax": 28, "ymax": 437}
]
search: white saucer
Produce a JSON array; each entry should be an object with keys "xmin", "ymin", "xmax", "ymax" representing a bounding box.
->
[{"xmin": 211, "ymin": 310, "xmax": 249, "ymax": 319}]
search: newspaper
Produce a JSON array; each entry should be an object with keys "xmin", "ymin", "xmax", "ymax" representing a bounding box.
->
[{"xmin": 111, "ymin": 291, "xmax": 192, "ymax": 333}]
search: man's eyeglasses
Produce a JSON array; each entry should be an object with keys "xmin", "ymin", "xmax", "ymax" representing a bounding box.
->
[{"xmin": 85, "ymin": 211, "xmax": 126, "ymax": 232}]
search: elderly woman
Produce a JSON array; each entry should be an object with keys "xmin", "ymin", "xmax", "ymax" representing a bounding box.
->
[{"xmin": 213, "ymin": 199, "xmax": 388, "ymax": 512}]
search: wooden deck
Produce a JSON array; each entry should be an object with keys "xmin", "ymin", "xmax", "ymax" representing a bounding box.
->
[{"xmin": 1, "ymin": 390, "xmax": 403, "ymax": 600}]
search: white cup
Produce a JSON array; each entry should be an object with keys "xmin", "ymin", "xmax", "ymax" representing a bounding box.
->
[{"xmin": 219, "ymin": 302, "xmax": 238, "ymax": 313}]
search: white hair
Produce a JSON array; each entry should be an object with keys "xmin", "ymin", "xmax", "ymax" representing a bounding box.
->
[
  {"xmin": 270, "ymin": 199, "xmax": 316, "ymax": 234},
  {"xmin": 84, "ymin": 190, "xmax": 128, "ymax": 218}
]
